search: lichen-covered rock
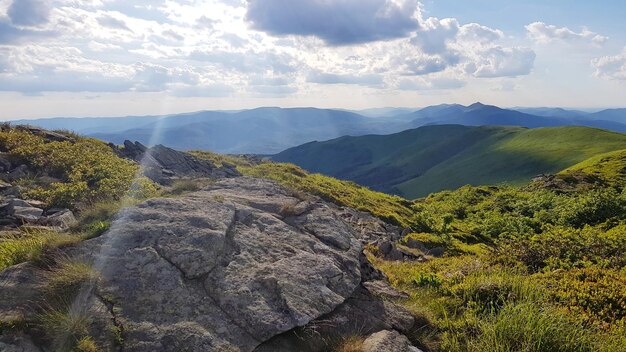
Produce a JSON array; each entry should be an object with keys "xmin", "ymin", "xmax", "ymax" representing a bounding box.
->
[{"xmin": 73, "ymin": 177, "xmax": 364, "ymax": 351}]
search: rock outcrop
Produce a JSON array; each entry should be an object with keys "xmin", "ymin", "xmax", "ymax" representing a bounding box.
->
[
  {"xmin": 0, "ymin": 177, "xmax": 419, "ymax": 351},
  {"xmin": 62, "ymin": 177, "xmax": 410, "ymax": 351},
  {"xmin": 114, "ymin": 141, "xmax": 241, "ymax": 184}
]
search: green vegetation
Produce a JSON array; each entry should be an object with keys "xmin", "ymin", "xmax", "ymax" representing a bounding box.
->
[
  {"xmin": 240, "ymin": 162, "xmax": 415, "ymax": 227},
  {"xmin": 244, "ymin": 148, "xmax": 626, "ymax": 351},
  {"xmin": 0, "ymin": 127, "xmax": 157, "ymax": 209},
  {"xmin": 0, "ymin": 229, "xmax": 80, "ymax": 271},
  {"xmin": 38, "ymin": 307, "xmax": 92, "ymax": 351},
  {"xmin": 369, "ymin": 151, "xmax": 626, "ymax": 351},
  {"xmin": 273, "ymin": 125, "xmax": 626, "ymax": 198},
  {"xmin": 0, "ymin": 126, "xmax": 160, "ymax": 271}
]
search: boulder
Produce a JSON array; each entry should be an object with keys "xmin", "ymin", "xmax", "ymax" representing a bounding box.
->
[
  {"xmin": 38, "ymin": 209, "xmax": 77, "ymax": 230},
  {"xmin": 5, "ymin": 199, "xmax": 31, "ymax": 213},
  {"xmin": 255, "ymin": 284, "xmax": 417, "ymax": 352},
  {"xmin": 427, "ymin": 247, "xmax": 445, "ymax": 257},
  {"xmin": 117, "ymin": 141, "xmax": 242, "ymax": 185},
  {"xmin": 363, "ymin": 280, "xmax": 409, "ymax": 300},
  {"xmin": 362, "ymin": 330, "xmax": 422, "ymax": 352},
  {"xmin": 1, "ymin": 185, "xmax": 22, "ymax": 198},
  {"xmin": 406, "ymin": 237, "xmax": 426, "ymax": 251},
  {"xmin": 6, "ymin": 165, "xmax": 28, "ymax": 181},
  {"xmin": 12, "ymin": 206, "xmax": 43, "ymax": 222},
  {"xmin": 71, "ymin": 177, "xmax": 364, "ymax": 351}
]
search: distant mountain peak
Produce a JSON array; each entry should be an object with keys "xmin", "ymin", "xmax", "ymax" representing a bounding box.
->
[{"xmin": 467, "ymin": 102, "xmax": 490, "ymax": 110}]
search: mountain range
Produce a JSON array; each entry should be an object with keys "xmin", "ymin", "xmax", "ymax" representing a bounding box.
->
[
  {"xmin": 273, "ymin": 125, "xmax": 626, "ymax": 198},
  {"xmin": 10, "ymin": 103, "xmax": 626, "ymax": 154}
]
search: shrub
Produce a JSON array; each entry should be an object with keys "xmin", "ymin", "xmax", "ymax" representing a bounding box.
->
[
  {"xmin": 539, "ymin": 267, "xmax": 626, "ymax": 326},
  {"xmin": 0, "ymin": 128, "xmax": 153, "ymax": 209}
]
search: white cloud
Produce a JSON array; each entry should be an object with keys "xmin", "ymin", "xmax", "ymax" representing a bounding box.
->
[
  {"xmin": 526, "ymin": 22, "xmax": 608, "ymax": 45},
  {"xmin": 592, "ymin": 48, "xmax": 626, "ymax": 80},
  {"xmin": 467, "ymin": 47, "xmax": 536, "ymax": 78}
]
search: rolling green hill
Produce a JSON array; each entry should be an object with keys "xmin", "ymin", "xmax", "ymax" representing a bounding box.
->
[{"xmin": 273, "ymin": 125, "xmax": 626, "ymax": 199}]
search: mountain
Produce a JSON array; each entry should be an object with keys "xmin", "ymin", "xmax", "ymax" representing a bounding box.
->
[
  {"xmin": 10, "ymin": 104, "xmax": 626, "ymax": 154},
  {"xmin": 402, "ymin": 102, "xmax": 626, "ymax": 131},
  {"xmin": 589, "ymin": 108, "xmax": 626, "ymax": 123},
  {"xmin": 512, "ymin": 107, "xmax": 589, "ymax": 119},
  {"xmin": 273, "ymin": 124, "xmax": 626, "ymax": 198},
  {"xmin": 89, "ymin": 108, "xmax": 398, "ymax": 154}
]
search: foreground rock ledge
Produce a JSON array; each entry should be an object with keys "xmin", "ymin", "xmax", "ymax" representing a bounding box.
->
[{"xmin": 74, "ymin": 177, "xmax": 367, "ymax": 351}]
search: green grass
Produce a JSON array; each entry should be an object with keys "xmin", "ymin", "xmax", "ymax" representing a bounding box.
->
[
  {"xmin": 38, "ymin": 307, "xmax": 92, "ymax": 351},
  {"xmin": 42, "ymin": 261, "xmax": 97, "ymax": 304},
  {"xmin": 273, "ymin": 125, "xmax": 626, "ymax": 199},
  {"xmin": 0, "ymin": 230, "xmax": 81, "ymax": 271},
  {"xmin": 560, "ymin": 149, "xmax": 626, "ymax": 188},
  {"xmin": 240, "ymin": 162, "xmax": 415, "ymax": 227}
]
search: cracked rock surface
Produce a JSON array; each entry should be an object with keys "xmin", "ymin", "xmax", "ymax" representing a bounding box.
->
[{"xmin": 74, "ymin": 177, "xmax": 365, "ymax": 351}]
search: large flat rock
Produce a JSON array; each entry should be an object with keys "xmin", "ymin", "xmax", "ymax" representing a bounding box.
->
[{"xmin": 75, "ymin": 177, "xmax": 364, "ymax": 351}]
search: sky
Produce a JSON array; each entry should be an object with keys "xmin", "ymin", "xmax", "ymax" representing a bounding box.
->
[{"xmin": 0, "ymin": 0, "xmax": 625, "ymax": 119}]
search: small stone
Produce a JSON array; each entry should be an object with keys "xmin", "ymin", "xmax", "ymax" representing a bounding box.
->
[
  {"xmin": 406, "ymin": 237, "xmax": 426, "ymax": 251},
  {"xmin": 6, "ymin": 165, "xmax": 28, "ymax": 181},
  {"xmin": 427, "ymin": 247, "xmax": 445, "ymax": 257},
  {"xmin": 378, "ymin": 240, "xmax": 392, "ymax": 255},
  {"xmin": 363, "ymin": 280, "xmax": 409, "ymax": 300},
  {"xmin": 25, "ymin": 200, "xmax": 46, "ymax": 209},
  {"xmin": 362, "ymin": 330, "xmax": 422, "ymax": 352}
]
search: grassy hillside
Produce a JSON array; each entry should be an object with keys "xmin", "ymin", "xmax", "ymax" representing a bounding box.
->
[
  {"xmin": 274, "ymin": 125, "xmax": 626, "ymax": 199},
  {"xmin": 248, "ymin": 148, "xmax": 626, "ymax": 351}
]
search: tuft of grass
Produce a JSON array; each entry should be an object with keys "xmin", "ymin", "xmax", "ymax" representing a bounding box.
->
[
  {"xmin": 0, "ymin": 229, "xmax": 80, "ymax": 271},
  {"xmin": 333, "ymin": 335, "xmax": 365, "ymax": 352},
  {"xmin": 110, "ymin": 325, "xmax": 123, "ymax": 348},
  {"xmin": 166, "ymin": 178, "xmax": 215, "ymax": 196},
  {"xmin": 38, "ymin": 307, "xmax": 92, "ymax": 351},
  {"xmin": 74, "ymin": 199, "xmax": 136, "ymax": 239},
  {"xmin": 73, "ymin": 336, "xmax": 99, "ymax": 352},
  {"xmin": 42, "ymin": 261, "xmax": 98, "ymax": 304},
  {"xmin": 189, "ymin": 150, "xmax": 255, "ymax": 168}
]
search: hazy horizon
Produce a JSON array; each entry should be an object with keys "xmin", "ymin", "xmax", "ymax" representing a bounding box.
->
[{"xmin": 1, "ymin": 103, "xmax": 618, "ymax": 121}]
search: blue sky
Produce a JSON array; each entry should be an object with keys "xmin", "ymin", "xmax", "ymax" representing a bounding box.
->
[{"xmin": 0, "ymin": 0, "xmax": 624, "ymax": 119}]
